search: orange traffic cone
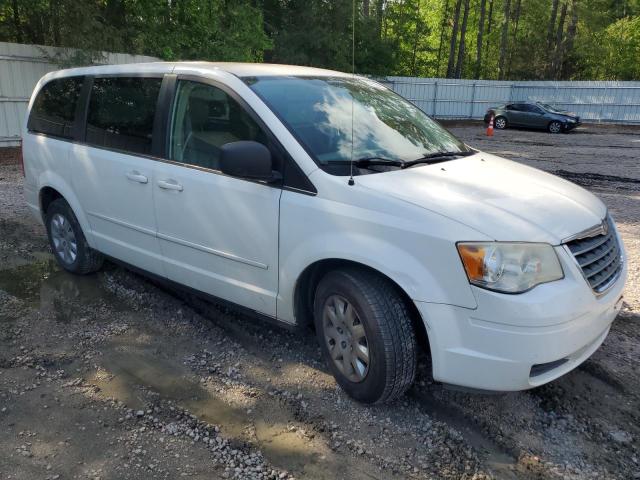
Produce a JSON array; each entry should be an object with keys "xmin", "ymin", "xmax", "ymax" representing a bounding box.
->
[{"xmin": 487, "ymin": 115, "xmax": 494, "ymax": 137}]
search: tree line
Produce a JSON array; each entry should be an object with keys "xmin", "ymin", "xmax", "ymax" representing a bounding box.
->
[{"xmin": 1, "ymin": 0, "xmax": 638, "ymax": 80}]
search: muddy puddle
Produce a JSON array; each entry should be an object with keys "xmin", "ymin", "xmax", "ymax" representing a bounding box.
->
[{"xmin": 0, "ymin": 257, "xmax": 121, "ymax": 322}]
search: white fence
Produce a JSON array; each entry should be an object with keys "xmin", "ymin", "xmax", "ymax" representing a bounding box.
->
[
  {"xmin": 380, "ymin": 76, "xmax": 640, "ymax": 124},
  {"xmin": 2, "ymin": 42, "xmax": 639, "ymax": 147},
  {"xmin": 0, "ymin": 42, "xmax": 158, "ymax": 147}
]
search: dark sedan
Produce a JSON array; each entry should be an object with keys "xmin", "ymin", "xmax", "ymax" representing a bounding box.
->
[{"xmin": 484, "ymin": 102, "xmax": 581, "ymax": 133}]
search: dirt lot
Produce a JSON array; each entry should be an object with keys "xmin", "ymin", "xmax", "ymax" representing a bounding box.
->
[{"xmin": 1, "ymin": 123, "xmax": 638, "ymax": 480}]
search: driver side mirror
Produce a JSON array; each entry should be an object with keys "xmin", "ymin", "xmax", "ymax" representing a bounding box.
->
[{"xmin": 220, "ymin": 141, "xmax": 281, "ymax": 183}]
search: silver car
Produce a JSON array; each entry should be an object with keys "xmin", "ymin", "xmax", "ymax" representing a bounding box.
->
[{"xmin": 485, "ymin": 102, "xmax": 581, "ymax": 133}]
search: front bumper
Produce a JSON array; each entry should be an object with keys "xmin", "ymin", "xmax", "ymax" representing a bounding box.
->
[
  {"xmin": 416, "ymin": 245, "xmax": 626, "ymax": 391},
  {"xmin": 563, "ymin": 120, "xmax": 581, "ymax": 130}
]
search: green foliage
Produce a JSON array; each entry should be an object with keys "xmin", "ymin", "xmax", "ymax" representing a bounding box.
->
[
  {"xmin": 125, "ymin": 0, "xmax": 271, "ymax": 62},
  {"xmin": 580, "ymin": 15, "xmax": 640, "ymax": 80},
  {"xmin": 0, "ymin": 0, "xmax": 638, "ymax": 79}
]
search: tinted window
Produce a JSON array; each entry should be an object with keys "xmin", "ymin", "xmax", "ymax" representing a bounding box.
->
[
  {"xmin": 28, "ymin": 77, "xmax": 83, "ymax": 139},
  {"xmin": 168, "ymin": 80, "xmax": 270, "ymax": 171},
  {"xmin": 519, "ymin": 104, "xmax": 540, "ymax": 113},
  {"xmin": 86, "ymin": 77, "xmax": 162, "ymax": 155},
  {"xmin": 245, "ymin": 76, "xmax": 468, "ymax": 173}
]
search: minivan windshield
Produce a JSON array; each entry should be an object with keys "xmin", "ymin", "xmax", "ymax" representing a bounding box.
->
[{"xmin": 244, "ymin": 76, "xmax": 469, "ymax": 173}]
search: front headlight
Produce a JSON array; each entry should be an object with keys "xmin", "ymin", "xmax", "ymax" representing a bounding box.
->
[{"xmin": 457, "ymin": 242, "xmax": 564, "ymax": 293}]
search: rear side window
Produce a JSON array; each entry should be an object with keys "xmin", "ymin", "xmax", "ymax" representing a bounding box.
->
[
  {"xmin": 28, "ymin": 77, "xmax": 84, "ymax": 139},
  {"xmin": 86, "ymin": 77, "xmax": 162, "ymax": 155}
]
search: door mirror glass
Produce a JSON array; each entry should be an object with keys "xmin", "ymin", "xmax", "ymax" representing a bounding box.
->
[{"xmin": 220, "ymin": 141, "xmax": 277, "ymax": 181}]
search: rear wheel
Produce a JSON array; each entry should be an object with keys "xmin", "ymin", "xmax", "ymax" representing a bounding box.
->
[
  {"xmin": 548, "ymin": 120, "xmax": 562, "ymax": 134},
  {"xmin": 45, "ymin": 199, "xmax": 104, "ymax": 274},
  {"xmin": 494, "ymin": 116, "xmax": 508, "ymax": 129},
  {"xmin": 313, "ymin": 268, "xmax": 417, "ymax": 404}
]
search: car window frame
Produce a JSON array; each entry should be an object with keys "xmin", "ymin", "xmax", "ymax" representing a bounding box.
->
[{"xmin": 160, "ymin": 74, "xmax": 316, "ymax": 195}]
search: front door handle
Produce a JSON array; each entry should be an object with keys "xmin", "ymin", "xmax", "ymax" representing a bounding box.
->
[
  {"xmin": 126, "ymin": 171, "xmax": 148, "ymax": 184},
  {"xmin": 158, "ymin": 179, "xmax": 183, "ymax": 192}
]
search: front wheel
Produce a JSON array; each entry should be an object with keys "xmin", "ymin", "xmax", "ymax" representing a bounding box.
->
[
  {"xmin": 494, "ymin": 116, "xmax": 508, "ymax": 129},
  {"xmin": 45, "ymin": 199, "xmax": 104, "ymax": 274},
  {"xmin": 548, "ymin": 120, "xmax": 562, "ymax": 134},
  {"xmin": 314, "ymin": 268, "xmax": 417, "ymax": 404}
]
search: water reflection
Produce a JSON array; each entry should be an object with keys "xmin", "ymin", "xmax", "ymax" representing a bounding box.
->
[{"xmin": 0, "ymin": 258, "xmax": 118, "ymax": 322}]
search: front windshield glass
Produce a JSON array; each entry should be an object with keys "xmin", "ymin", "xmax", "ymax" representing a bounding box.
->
[
  {"xmin": 244, "ymin": 76, "xmax": 468, "ymax": 172},
  {"xmin": 538, "ymin": 102, "xmax": 563, "ymax": 113}
]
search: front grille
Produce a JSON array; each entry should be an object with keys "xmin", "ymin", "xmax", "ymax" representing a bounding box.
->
[{"xmin": 565, "ymin": 215, "xmax": 623, "ymax": 294}]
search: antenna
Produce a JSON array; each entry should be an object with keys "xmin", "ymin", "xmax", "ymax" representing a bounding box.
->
[{"xmin": 348, "ymin": 0, "xmax": 355, "ymax": 186}]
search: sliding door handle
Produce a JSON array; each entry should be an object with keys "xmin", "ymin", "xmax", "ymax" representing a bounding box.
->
[
  {"xmin": 125, "ymin": 171, "xmax": 148, "ymax": 184},
  {"xmin": 158, "ymin": 179, "xmax": 183, "ymax": 192}
]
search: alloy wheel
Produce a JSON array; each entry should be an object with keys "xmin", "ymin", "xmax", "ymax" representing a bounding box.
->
[
  {"xmin": 495, "ymin": 117, "xmax": 507, "ymax": 129},
  {"xmin": 549, "ymin": 121, "xmax": 562, "ymax": 133}
]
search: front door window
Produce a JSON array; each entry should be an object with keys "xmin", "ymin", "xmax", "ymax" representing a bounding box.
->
[{"xmin": 168, "ymin": 80, "xmax": 270, "ymax": 171}]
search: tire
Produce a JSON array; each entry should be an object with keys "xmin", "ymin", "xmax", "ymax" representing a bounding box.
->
[
  {"xmin": 45, "ymin": 198, "xmax": 104, "ymax": 274},
  {"xmin": 313, "ymin": 268, "xmax": 417, "ymax": 404},
  {"xmin": 494, "ymin": 116, "xmax": 508, "ymax": 129},
  {"xmin": 548, "ymin": 120, "xmax": 562, "ymax": 134}
]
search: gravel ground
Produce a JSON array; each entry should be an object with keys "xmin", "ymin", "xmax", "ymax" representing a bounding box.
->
[{"xmin": 0, "ymin": 122, "xmax": 638, "ymax": 480}]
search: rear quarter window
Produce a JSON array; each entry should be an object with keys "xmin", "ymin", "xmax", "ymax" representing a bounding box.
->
[
  {"xmin": 27, "ymin": 77, "xmax": 84, "ymax": 139},
  {"xmin": 86, "ymin": 77, "xmax": 162, "ymax": 155}
]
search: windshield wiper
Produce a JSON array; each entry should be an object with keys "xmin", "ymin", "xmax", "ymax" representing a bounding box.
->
[
  {"xmin": 321, "ymin": 157, "xmax": 405, "ymax": 168},
  {"xmin": 401, "ymin": 150, "xmax": 474, "ymax": 168},
  {"xmin": 353, "ymin": 157, "xmax": 404, "ymax": 167}
]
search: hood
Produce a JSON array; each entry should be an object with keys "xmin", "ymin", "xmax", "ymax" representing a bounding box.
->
[
  {"xmin": 356, "ymin": 153, "xmax": 606, "ymax": 244},
  {"xmin": 548, "ymin": 108, "xmax": 579, "ymax": 120},
  {"xmin": 557, "ymin": 112, "xmax": 579, "ymax": 120}
]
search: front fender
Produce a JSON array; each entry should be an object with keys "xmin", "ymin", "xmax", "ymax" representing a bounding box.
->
[{"xmin": 277, "ymin": 190, "xmax": 481, "ymax": 324}]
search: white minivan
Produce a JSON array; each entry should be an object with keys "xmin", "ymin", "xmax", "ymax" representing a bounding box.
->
[{"xmin": 23, "ymin": 62, "xmax": 626, "ymax": 403}]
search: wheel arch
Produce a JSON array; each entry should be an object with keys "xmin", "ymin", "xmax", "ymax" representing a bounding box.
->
[
  {"xmin": 292, "ymin": 258, "xmax": 429, "ymax": 355},
  {"xmin": 39, "ymin": 186, "xmax": 63, "ymax": 218},
  {"xmin": 37, "ymin": 173, "xmax": 94, "ymax": 245}
]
